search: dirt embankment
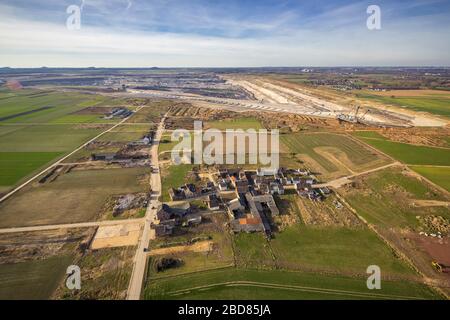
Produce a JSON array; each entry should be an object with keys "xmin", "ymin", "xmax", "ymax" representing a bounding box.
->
[{"xmin": 378, "ymin": 127, "xmax": 450, "ymax": 147}]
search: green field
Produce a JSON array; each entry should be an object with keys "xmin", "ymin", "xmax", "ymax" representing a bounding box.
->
[
  {"xmin": 270, "ymin": 225, "xmax": 414, "ymax": 277},
  {"xmin": 357, "ymin": 92, "xmax": 450, "ymax": 118},
  {"xmin": 0, "ymin": 152, "xmax": 62, "ymax": 186},
  {"xmin": 144, "ymin": 268, "xmax": 440, "ymax": 300},
  {"xmin": 233, "ymin": 233, "xmax": 275, "ymax": 269},
  {"xmin": 0, "ymin": 124, "xmax": 106, "ymax": 152},
  {"xmin": 0, "ymin": 89, "xmax": 128, "ymax": 187},
  {"xmin": 0, "ymin": 90, "xmax": 121, "ymax": 124},
  {"xmin": 409, "ymin": 166, "xmax": 450, "ymax": 192},
  {"xmin": 342, "ymin": 167, "xmax": 450, "ymax": 228},
  {"xmin": 0, "ymin": 255, "xmax": 72, "ymax": 300},
  {"xmin": 280, "ymin": 133, "xmax": 390, "ymax": 178},
  {"xmin": 0, "ymin": 167, "xmax": 149, "ymax": 227},
  {"xmin": 0, "ymin": 124, "xmax": 106, "ymax": 187},
  {"xmin": 354, "ymin": 133, "xmax": 450, "ymax": 166},
  {"xmin": 206, "ymin": 117, "xmax": 263, "ymax": 130}
]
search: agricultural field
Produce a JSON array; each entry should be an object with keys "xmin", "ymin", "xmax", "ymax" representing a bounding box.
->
[
  {"xmin": 0, "ymin": 228, "xmax": 93, "ymax": 300},
  {"xmin": 0, "ymin": 167, "xmax": 150, "ymax": 228},
  {"xmin": 0, "ymin": 124, "xmax": 107, "ymax": 188},
  {"xmin": 233, "ymin": 233, "xmax": 275, "ymax": 269},
  {"xmin": 352, "ymin": 131, "xmax": 450, "ymax": 192},
  {"xmin": 281, "ymin": 132, "xmax": 391, "ymax": 180},
  {"xmin": 341, "ymin": 167, "xmax": 450, "ymax": 228},
  {"xmin": 0, "ymin": 89, "xmax": 122, "ymax": 124},
  {"xmin": 144, "ymin": 268, "xmax": 440, "ymax": 300},
  {"xmin": 356, "ymin": 90, "xmax": 450, "ymax": 118},
  {"xmin": 0, "ymin": 89, "xmax": 131, "ymax": 189},
  {"xmin": 409, "ymin": 166, "xmax": 450, "ymax": 192},
  {"xmin": 356, "ymin": 136, "xmax": 450, "ymax": 166},
  {"xmin": 0, "ymin": 255, "xmax": 73, "ymax": 300},
  {"xmin": 205, "ymin": 117, "xmax": 264, "ymax": 130},
  {"xmin": 270, "ymin": 224, "xmax": 414, "ymax": 277}
]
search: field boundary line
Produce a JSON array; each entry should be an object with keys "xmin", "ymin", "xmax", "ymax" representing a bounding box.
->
[{"xmin": 0, "ymin": 107, "xmax": 143, "ymax": 204}]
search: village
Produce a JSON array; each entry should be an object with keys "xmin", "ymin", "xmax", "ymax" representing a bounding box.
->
[{"xmin": 151, "ymin": 166, "xmax": 332, "ymax": 239}]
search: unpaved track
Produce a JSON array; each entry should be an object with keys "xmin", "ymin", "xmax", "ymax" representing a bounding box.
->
[
  {"xmin": 314, "ymin": 162, "xmax": 401, "ymax": 188},
  {"xmin": 126, "ymin": 113, "xmax": 166, "ymax": 300},
  {"xmin": 0, "ymin": 218, "xmax": 144, "ymax": 234},
  {"xmin": 148, "ymin": 241, "xmax": 213, "ymax": 256}
]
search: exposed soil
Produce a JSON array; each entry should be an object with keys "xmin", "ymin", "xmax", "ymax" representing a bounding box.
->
[{"xmin": 0, "ymin": 228, "xmax": 95, "ymax": 264}]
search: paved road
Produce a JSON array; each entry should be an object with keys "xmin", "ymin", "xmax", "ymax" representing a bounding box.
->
[
  {"xmin": 0, "ymin": 218, "xmax": 145, "ymax": 234},
  {"xmin": 0, "ymin": 107, "xmax": 143, "ymax": 204},
  {"xmin": 126, "ymin": 114, "xmax": 166, "ymax": 300}
]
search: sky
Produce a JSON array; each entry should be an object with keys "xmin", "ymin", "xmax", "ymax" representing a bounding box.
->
[{"xmin": 0, "ymin": 0, "xmax": 449, "ymax": 67}]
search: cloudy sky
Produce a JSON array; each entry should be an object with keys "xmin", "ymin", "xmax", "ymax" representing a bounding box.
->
[{"xmin": 1, "ymin": 0, "xmax": 449, "ymax": 67}]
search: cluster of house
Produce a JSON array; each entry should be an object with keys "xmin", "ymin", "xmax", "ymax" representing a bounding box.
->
[
  {"xmin": 103, "ymin": 107, "xmax": 133, "ymax": 119},
  {"xmin": 152, "ymin": 167, "xmax": 332, "ymax": 238},
  {"xmin": 168, "ymin": 182, "xmax": 216, "ymax": 201},
  {"xmin": 151, "ymin": 203, "xmax": 202, "ymax": 237}
]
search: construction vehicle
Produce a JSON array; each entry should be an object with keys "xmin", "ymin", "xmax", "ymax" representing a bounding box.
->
[
  {"xmin": 432, "ymin": 261, "xmax": 443, "ymax": 272},
  {"xmin": 431, "ymin": 261, "xmax": 450, "ymax": 273}
]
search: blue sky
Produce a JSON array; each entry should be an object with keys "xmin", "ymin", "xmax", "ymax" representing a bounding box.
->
[{"xmin": 1, "ymin": 0, "xmax": 449, "ymax": 67}]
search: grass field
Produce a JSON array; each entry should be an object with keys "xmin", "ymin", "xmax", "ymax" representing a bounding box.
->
[
  {"xmin": 356, "ymin": 90, "xmax": 450, "ymax": 118},
  {"xmin": 271, "ymin": 224, "xmax": 414, "ymax": 277},
  {"xmin": 233, "ymin": 233, "xmax": 275, "ymax": 269},
  {"xmin": 342, "ymin": 167, "xmax": 450, "ymax": 228},
  {"xmin": 0, "ymin": 89, "xmax": 128, "ymax": 188},
  {"xmin": 0, "ymin": 90, "xmax": 121, "ymax": 124},
  {"xmin": 0, "ymin": 124, "xmax": 107, "ymax": 187},
  {"xmin": 0, "ymin": 152, "xmax": 62, "ymax": 186},
  {"xmin": 0, "ymin": 167, "xmax": 149, "ymax": 227},
  {"xmin": 357, "ymin": 137, "xmax": 450, "ymax": 166},
  {"xmin": 409, "ymin": 166, "xmax": 450, "ymax": 192},
  {"xmin": 206, "ymin": 117, "xmax": 264, "ymax": 130},
  {"xmin": 144, "ymin": 268, "xmax": 440, "ymax": 300},
  {"xmin": 280, "ymin": 133, "xmax": 390, "ymax": 179},
  {"xmin": 0, "ymin": 255, "xmax": 72, "ymax": 300}
]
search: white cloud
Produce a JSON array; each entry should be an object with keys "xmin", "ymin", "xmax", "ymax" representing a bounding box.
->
[{"xmin": 0, "ymin": 2, "xmax": 449, "ymax": 67}]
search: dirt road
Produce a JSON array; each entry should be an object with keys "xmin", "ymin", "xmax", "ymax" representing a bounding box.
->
[
  {"xmin": 126, "ymin": 113, "xmax": 166, "ymax": 300},
  {"xmin": 0, "ymin": 218, "xmax": 144, "ymax": 234},
  {"xmin": 313, "ymin": 162, "xmax": 401, "ymax": 189}
]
